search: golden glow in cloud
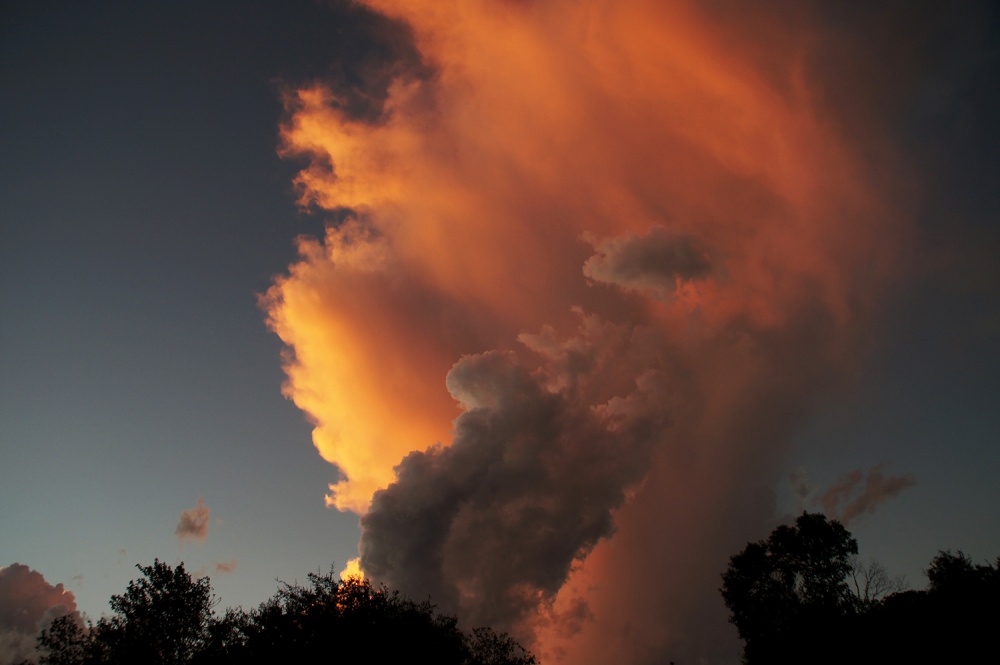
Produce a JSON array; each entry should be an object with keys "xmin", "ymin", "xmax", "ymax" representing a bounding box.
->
[
  {"xmin": 340, "ymin": 558, "xmax": 364, "ymax": 581},
  {"xmin": 265, "ymin": 0, "xmax": 904, "ymax": 660}
]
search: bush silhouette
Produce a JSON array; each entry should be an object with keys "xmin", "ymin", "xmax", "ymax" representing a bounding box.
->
[
  {"xmin": 37, "ymin": 563, "xmax": 535, "ymax": 665},
  {"xmin": 722, "ymin": 516, "xmax": 1000, "ymax": 665}
]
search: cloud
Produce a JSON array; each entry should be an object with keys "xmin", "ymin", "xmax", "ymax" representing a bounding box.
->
[
  {"xmin": 264, "ymin": 0, "xmax": 922, "ymax": 661},
  {"xmin": 788, "ymin": 465, "xmax": 916, "ymax": 526},
  {"xmin": 821, "ymin": 465, "xmax": 917, "ymax": 526},
  {"xmin": 214, "ymin": 560, "xmax": 238, "ymax": 574},
  {"xmin": 175, "ymin": 497, "xmax": 210, "ymax": 544},
  {"xmin": 0, "ymin": 564, "xmax": 79, "ymax": 665},
  {"xmin": 583, "ymin": 227, "xmax": 715, "ymax": 300},
  {"xmin": 361, "ymin": 332, "xmax": 669, "ymax": 632},
  {"xmin": 340, "ymin": 558, "xmax": 364, "ymax": 581}
]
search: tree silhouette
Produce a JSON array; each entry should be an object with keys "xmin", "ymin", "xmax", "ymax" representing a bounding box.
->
[
  {"xmin": 35, "ymin": 614, "xmax": 89, "ymax": 665},
  {"xmin": 218, "ymin": 570, "xmax": 535, "ymax": 664},
  {"xmin": 847, "ymin": 557, "xmax": 906, "ymax": 612},
  {"xmin": 35, "ymin": 562, "xmax": 535, "ymax": 665},
  {"xmin": 722, "ymin": 518, "xmax": 1000, "ymax": 665},
  {"xmin": 38, "ymin": 560, "xmax": 214, "ymax": 665},
  {"xmin": 108, "ymin": 559, "xmax": 214, "ymax": 663},
  {"xmin": 720, "ymin": 513, "xmax": 858, "ymax": 664}
]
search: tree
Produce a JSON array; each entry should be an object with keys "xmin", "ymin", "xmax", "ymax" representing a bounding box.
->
[
  {"xmin": 720, "ymin": 513, "xmax": 858, "ymax": 664},
  {"xmin": 855, "ymin": 551, "xmax": 1000, "ymax": 664},
  {"xmin": 467, "ymin": 626, "xmax": 536, "ymax": 665},
  {"xmin": 35, "ymin": 562, "xmax": 536, "ymax": 665},
  {"xmin": 848, "ymin": 557, "xmax": 906, "ymax": 612},
  {"xmin": 36, "ymin": 614, "xmax": 90, "ymax": 665},
  {"xmin": 722, "ymin": 520, "xmax": 1000, "ymax": 665},
  {"xmin": 926, "ymin": 549, "xmax": 1000, "ymax": 594},
  {"xmin": 222, "ymin": 570, "xmax": 536, "ymax": 664},
  {"xmin": 105, "ymin": 559, "xmax": 214, "ymax": 664},
  {"xmin": 38, "ymin": 560, "xmax": 215, "ymax": 665}
]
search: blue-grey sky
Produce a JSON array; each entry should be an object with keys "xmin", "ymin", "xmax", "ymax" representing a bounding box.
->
[{"xmin": 0, "ymin": 0, "xmax": 406, "ymax": 618}]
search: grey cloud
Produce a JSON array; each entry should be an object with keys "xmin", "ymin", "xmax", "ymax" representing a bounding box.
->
[
  {"xmin": 583, "ymin": 226, "xmax": 714, "ymax": 299},
  {"xmin": 360, "ymin": 331, "xmax": 670, "ymax": 639}
]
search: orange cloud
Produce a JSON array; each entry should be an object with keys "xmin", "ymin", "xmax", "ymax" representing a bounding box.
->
[{"xmin": 266, "ymin": 0, "xmax": 907, "ymax": 660}]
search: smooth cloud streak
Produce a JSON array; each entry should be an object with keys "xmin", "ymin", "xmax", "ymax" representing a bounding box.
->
[{"xmin": 265, "ymin": 0, "xmax": 908, "ymax": 661}]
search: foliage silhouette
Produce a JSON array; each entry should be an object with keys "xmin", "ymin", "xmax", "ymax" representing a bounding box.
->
[
  {"xmin": 720, "ymin": 512, "xmax": 857, "ymax": 664},
  {"xmin": 722, "ymin": 517, "xmax": 1000, "ymax": 665},
  {"xmin": 35, "ymin": 562, "xmax": 535, "ymax": 665},
  {"xmin": 847, "ymin": 557, "xmax": 905, "ymax": 612},
  {"xmin": 866, "ymin": 550, "xmax": 1000, "ymax": 663},
  {"xmin": 34, "ymin": 614, "xmax": 89, "ymax": 665},
  {"xmin": 38, "ymin": 560, "xmax": 214, "ymax": 665}
]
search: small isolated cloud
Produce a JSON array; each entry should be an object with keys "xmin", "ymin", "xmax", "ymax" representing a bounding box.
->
[
  {"xmin": 214, "ymin": 560, "xmax": 237, "ymax": 574},
  {"xmin": 792, "ymin": 464, "xmax": 916, "ymax": 526},
  {"xmin": 175, "ymin": 497, "xmax": 210, "ymax": 544},
  {"xmin": 821, "ymin": 465, "xmax": 916, "ymax": 525},
  {"xmin": 0, "ymin": 564, "xmax": 79, "ymax": 665}
]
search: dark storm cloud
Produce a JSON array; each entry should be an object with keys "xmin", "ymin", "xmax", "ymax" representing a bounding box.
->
[{"xmin": 361, "ymin": 333, "xmax": 669, "ymax": 634}]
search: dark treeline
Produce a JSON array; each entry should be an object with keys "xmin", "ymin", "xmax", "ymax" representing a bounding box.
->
[
  {"xmin": 721, "ymin": 513, "xmax": 1000, "ymax": 665},
  {"xmin": 29, "ymin": 562, "xmax": 535, "ymax": 665},
  {"xmin": 27, "ymin": 515, "xmax": 999, "ymax": 665}
]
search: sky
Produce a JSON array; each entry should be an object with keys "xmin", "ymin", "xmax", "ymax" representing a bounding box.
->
[{"xmin": 1, "ymin": 1, "xmax": 998, "ymax": 664}]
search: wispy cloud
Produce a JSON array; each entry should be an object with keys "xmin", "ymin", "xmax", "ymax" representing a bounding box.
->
[
  {"xmin": 821, "ymin": 466, "xmax": 917, "ymax": 526},
  {"xmin": 790, "ymin": 465, "xmax": 916, "ymax": 526},
  {"xmin": 214, "ymin": 559, "xmax": 237, "ymax": 574}
]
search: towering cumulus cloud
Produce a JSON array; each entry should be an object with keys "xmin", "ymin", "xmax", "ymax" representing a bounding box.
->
[{"xmin": 263, "ymin": 1, "xmax": 905, "ymax": 662}]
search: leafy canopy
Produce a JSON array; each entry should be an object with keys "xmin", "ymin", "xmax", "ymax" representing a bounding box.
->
[
  {"xmin": 37, "ymin": 561, "xmax": 535, "ymax": 665},
  {"xmin": 720, "ymin": 513, "xmax": 857, "ymax": 664}
]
